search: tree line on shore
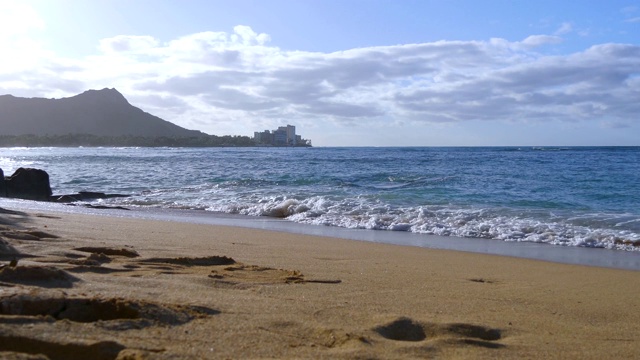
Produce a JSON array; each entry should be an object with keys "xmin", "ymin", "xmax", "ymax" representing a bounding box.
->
[{"xmin": 0, "ymin": 134, "xmax": 312, "ymax": 147}]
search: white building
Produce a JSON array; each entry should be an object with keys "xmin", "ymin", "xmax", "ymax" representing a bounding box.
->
[
  {"xmin": 254, "ymin": 124, "xmax": 309, "ymax": 146},
  {"xmin": 277, "ymin": 125, "xmax": 296, "ymax": 145}
]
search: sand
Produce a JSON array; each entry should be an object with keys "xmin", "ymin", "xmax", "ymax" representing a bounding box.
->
[{"xmin": 0, "ymin": 206, "xmax": 639, "ymax": 359}]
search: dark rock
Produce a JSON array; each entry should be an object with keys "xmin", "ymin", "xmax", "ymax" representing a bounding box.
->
[
  {"xmin": 80, "ymin": 204, "xmax": 130, "ymax": 211},
  {"xmin": 77, "ymin": 191, "xmax": 129, "ymax": 199},
  {"xmin": 52, "ymin": 191, "xmax": 130, "ymax": 203},
  {"xmin": 4, "ymin": 168, "xmax": 52, "ymax": 201},
  {"xmin": 78, "ymin": 191, "xmax": 109, "ymax": 199},
  {"xmin": 0, "ymin": 168, "xmax": 5, "ymax": 197},
  {"xmin": 1, "ymin": 167, "xmax": 129, "ymax": 205}
]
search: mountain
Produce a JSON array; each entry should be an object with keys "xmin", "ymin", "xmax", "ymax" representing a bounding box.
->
[{"xmin": 0, "ymin": 88, "xmax": 206, "ymax": 138}]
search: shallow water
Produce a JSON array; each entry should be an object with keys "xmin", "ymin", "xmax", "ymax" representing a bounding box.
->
[{"xmin": 2, "ymin": 198, "xmax": 639, "ymax": 271}]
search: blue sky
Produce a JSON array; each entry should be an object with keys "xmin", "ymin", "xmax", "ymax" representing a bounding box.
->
[{"xmin": 1, "ymin": 0, "xmax": 638, "ymax": 146}]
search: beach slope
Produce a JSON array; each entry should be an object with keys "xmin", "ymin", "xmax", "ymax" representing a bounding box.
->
[{"xmin": 1, "ymin": 208, "xmax": 639, "ymax": 359}]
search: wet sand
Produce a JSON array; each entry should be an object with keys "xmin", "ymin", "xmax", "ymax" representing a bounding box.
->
[{"xmin": 1, "ymin": 207, "xmax": 639, "ymax": 359}]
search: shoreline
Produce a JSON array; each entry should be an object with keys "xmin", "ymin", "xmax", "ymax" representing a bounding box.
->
[
  {"xmin": 0, "ymin": 204, "xmax": 639, "ymax": 358},
  {"xmin": 2, "ymin": 198, "xmax": 639, "ymax": 271},
  {"xmin": 4, "ymin": 146, "xmax": 639, "ymax": 254}
]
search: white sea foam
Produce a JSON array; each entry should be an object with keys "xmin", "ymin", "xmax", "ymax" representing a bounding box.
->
[
  {"xmin": 168, "ymin": 194, "xmax": 640, "ymax": 251},
  {"xmin": 5, "ymin": 146, "xmax": 640, "ymax": 252}
]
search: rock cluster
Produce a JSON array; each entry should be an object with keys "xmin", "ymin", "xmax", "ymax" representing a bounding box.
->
[
  {"xmin": 0, "ymin": 167, "xmax": 128, "ymax": 203},
  {"xmin": 0, "ymin": 167, "xmax": 51, "ymax": 201}
]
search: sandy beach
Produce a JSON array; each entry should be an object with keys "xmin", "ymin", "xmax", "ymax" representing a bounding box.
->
[{"xmin": 1, "ymin": 206, "xmax": 639, "ymax": 359}]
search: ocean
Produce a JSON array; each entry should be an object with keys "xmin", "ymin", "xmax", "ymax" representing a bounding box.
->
[{"xmin": 2, "ymin": 146, "xmax": 639, "ymax": 254}]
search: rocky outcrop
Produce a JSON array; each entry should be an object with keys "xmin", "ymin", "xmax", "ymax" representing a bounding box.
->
[
  {"xmin": 1, "ymin": 168, "xmax": 129, "ymax": 204},
  {"xmin": 0, "ymin": 168, "xmax": 5, "ymax": 197},
  {"xmin": 52, "ymin": 191, "xmax": 129, "ymax": 203},
  {"xmin": 4, "ymin": 168, "xmax": 52, "ymax": 201}
]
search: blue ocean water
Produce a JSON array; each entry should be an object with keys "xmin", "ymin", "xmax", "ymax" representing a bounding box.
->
[{"xmin": 2, "ymin": 146, "xmax": 639, "ymax": 251}]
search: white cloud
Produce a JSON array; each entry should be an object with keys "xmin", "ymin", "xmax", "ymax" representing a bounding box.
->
[
  {"xmin": 231, "ymin": 25, "xmax": 270, "ymax": 46},
  {"xmin": 555, "ymin": 22, "xmax": 573, "ymax": 35},
  {"xmin": 0, "ymin": 24, "xmax": 638, "ymax": 137},
  {"xmin": 99, "ymin": 35, "xmax": 159, "ymax": 54},
  {"xmin": 520, "ymin": 35, "xmax": 563, "ymax": 48},
  {"xmin": 624, "ymin": 17, "xmax": 640, "ymax": 23}
]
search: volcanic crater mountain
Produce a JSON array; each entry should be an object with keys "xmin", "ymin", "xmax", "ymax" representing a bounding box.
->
[{"xmin": 0, "ymin": 88, "xmax": 205, "ymax": 138}]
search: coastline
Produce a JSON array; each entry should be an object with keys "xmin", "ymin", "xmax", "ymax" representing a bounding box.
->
[
  {"xmin": 1, "ymin": 204, "xmax": 639, "ymax": 358},
  {"xmin": 4, "ymin": 146, "xmax": 639, "ymax": 253},
  {"xmin": 2, "ymin": 198, "xmax": 640, "ymax": 271}
]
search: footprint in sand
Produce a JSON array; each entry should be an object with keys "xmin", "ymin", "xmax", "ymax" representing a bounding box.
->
[
  {"xmin": 0, "ymin": 229, "xmax": 59, "ymax": 241},
  {"xmin": 0, "ymin": 290, "xmax": 219, "ymax": 360},
  {"xmin": 73, "ymin": 246, "xmax": 140, "ymax": 258},
  {"xmin": 133, "ymin": 255, "xmax": 237, "ymax": 275},
  {"xmin": 0, "ymin": 265, "xmax": 79, "ymax": 288},
  {"xmin": 0, "ymin": 336, "xmax": 126, "ymax": 360},
  {"xmin": 0, "ymin": 291, "xmax": 218, "ymax": 325},
  {"xmin": 373, "ymin": 317, "xmax": 504, "ymax": 349},
  {"xmin": 69, "ymin": 252, "xmax": 112, "ymax": 266},
  {"xmin": 260, "ymin": 320, "xmax": 370, "ymax": 349},
  {"xmin": 136, "ymin": 256, "xmax": 341, "ymax": 287},
  {"xmin": 209, "ymin": 264, "xmax": 342, "ymax": 287},
  {"xmin": 468, "ymin": 278, "xmax": 498, "ymax": 284},
  {"xmin": 33, "ymin": 252, "xmax": 129, "ymax": 275},
  {"xmin": 139, "ymin": 255, "xmax": 236, "ymax": 267}
]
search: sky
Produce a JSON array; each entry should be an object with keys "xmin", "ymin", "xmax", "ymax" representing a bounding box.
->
[{"xmin": 0, "ymin": 0, "xmax": 639, "ymax": 146}]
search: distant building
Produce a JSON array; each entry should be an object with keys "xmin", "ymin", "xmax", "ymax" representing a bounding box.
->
[
  {"xmin": 253, "ymin": 130, "xmax": 273, "ymax": 144},
  {"xmin": 253, "ymin": 124, "xmax": 310, "ymax": 146},
  {"xmin": 273, "ymin": 128, "xmax": 287, "ymax": 145}
]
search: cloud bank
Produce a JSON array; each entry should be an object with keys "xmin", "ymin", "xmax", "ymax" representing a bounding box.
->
[{"xmin": 1, "ymin": 23, "xmax": 638, "ymax": 136}]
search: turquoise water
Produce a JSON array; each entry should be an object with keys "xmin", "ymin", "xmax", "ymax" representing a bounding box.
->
[{"xmin": 2, "ymin": 146, "xmax": 639, "ymax": 250}]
